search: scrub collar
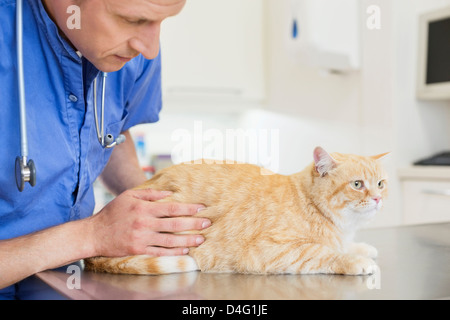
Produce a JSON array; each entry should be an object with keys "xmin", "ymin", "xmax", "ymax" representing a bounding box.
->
[
  {"xmin": 29, "ymin": 0, "xmax": 100, "ymax": 95},
  {"xmin": 29, "ymin": 0, "xmax": 82, "ymax": 63}
]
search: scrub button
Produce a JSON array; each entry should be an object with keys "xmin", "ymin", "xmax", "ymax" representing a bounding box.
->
[{"xmin": 69, "ymin": 94, "xmax": 78, "ymax": 102}]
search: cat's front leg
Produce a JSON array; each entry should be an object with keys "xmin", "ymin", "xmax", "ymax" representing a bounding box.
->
[
  {"xmin": 331, "ymin": 254, "xmax": 378, "ymax": 275},
  {"xmin": 346, "ymin": 242, "xmax": 378, "ymax": 258},
  {"xmin": 286, "ymin": 244, "xmax": 378, "ymax": 275}
]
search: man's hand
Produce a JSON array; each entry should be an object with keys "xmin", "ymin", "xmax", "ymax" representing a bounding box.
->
[{"xmin": 88, "ymin": 188, "xmax": 210, "ymax": 257}]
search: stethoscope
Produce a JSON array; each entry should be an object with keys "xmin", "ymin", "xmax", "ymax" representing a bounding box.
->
[
  {"xmin": 93, "ymin": 72, "xmax": 126, "ymax": 149},
  {"xmin": 15, "ymin": 0, "xmax": 125, "ymax": 192}
]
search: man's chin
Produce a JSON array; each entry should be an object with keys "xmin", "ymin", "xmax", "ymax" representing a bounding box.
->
[
  {"xmin": 97, "ymin": 63, "xmax": 127, "ymax": 73},
  {"xmin": 101, "ymin": 64, "xmax": 126, "ymax": 73},
  {"xmin": 92, "ymin": 56, "xmax": 130, "ymax": 73}
]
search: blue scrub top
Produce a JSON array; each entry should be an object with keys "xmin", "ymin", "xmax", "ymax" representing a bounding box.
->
[{"xmin": 0, "ymin": 0, "xmax": 162, "ymax": 240}]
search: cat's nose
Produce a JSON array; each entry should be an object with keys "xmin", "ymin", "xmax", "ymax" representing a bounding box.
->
[{"xmin": 372, "ymin": 196, "xmax": 381, "ymax": 204}]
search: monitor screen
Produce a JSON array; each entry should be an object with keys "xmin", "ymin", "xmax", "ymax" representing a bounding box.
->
[{"xmin": 426, "ymin": 17, "xmax": 450, "ymax": 84}]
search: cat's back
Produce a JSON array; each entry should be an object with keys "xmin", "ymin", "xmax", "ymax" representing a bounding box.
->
[
  {"xmin": 138, "ymin": 161, "xmax": 284, "ymax": 206},
  {"xmin": 147, "ymin": 160, "xmax": 268, "ymax": 184}
]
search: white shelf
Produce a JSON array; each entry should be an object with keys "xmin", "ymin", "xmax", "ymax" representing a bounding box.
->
[{"xmin": 398, "ymin": 166, "xmax": 450, "ymax": 180}]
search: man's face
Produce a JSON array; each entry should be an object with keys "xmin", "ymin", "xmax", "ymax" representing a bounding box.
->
[{"xmin": 48, "ymin": 0, "xmax": 186, "ymax": 72}]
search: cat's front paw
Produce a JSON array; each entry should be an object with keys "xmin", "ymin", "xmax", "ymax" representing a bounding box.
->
[
  {"xmin": 347, "ymin": 242, "xmax": 378, "ymax": 258},
  {"xmin": 336, "ymin": 255, "xmax": 378, "ymax": 275}
]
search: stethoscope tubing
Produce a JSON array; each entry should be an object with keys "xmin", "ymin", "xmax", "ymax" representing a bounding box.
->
[
  {"xmin": 93, "ymin": 72, "xmax": 126, "ymax": 149},
  {"xmin": 16, "ymin": 0, "xmax": 28, "ymax": 165},
  {"xmin": 14, "ymin": 0, "xmax": 125, "ymax": 191}
]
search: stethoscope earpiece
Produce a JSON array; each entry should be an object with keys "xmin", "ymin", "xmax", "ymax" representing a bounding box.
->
[
  {"xmin": 102, "ymin": 133, "xmax": 126, "ymax": 149},
  {"xmin": 104, "ymin": 133, "xmax": 115, "ymax": 146}
]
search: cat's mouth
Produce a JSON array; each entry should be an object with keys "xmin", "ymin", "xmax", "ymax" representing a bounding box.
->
[{"xmin": 353, "ymin": 199, "xmax": 382, "ymax": 214}]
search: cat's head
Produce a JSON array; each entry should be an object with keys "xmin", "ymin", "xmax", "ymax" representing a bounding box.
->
[{"xmin": 310, "ymin": 146, "xmax": 389, "ymax": 230}]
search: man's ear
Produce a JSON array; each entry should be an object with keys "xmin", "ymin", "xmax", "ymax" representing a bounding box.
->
[{"xmin": 313, "ymin": 146, "xmax": 337, "ymax": 177}]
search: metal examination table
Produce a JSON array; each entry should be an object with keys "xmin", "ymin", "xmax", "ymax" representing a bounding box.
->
[{"xmin": 35, "ymin": 222, "xmax": 450, "ymax": 300}]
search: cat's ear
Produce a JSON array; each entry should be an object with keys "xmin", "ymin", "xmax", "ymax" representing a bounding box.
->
[
  {"xmin": 313, "ymin": 147, "xmax": 337, "ymax": 177},
  {"xmin": 371, "ymin": 152, "xmax": 391, "ymax": 161}
]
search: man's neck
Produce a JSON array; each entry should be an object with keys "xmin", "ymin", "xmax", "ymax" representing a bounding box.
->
[{"xmin": 41, "ymin": 0, "xmax": 77, "ymax": 51}]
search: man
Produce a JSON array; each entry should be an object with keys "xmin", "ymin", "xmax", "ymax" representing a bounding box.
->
[{"xmin": 0, "ymin": 0, "xmax": 211, "ymax": 298}]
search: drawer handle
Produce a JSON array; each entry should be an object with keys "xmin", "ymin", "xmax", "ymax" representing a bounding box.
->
[{"xmin": 422, "ymin": 189, "xmax": 450, "ymax": 196}]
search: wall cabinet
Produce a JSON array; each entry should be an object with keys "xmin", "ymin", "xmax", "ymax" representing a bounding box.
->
[
  {"xmin": 399, "ymin": 166, "xmax": 450, "ymax": 225},
  {"xmin": 291, "ymin": 0, "xmax": 361, "ymax": 72},
  {"xmin": 160, "ymin": 0, "xmax": 265, "ymax": 110}
]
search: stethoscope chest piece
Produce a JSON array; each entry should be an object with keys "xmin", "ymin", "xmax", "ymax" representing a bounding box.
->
[{"xmin": 15, "ymin": 156, "xmax": 36, "ymax": 192}]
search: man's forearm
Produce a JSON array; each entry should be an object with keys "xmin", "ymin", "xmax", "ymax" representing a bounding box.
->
[
  {"xmin": 0, "ymin": 131, "xmax": 172, "ymax": 289},
  {"xmin": 99, "ymin": 130, "xmax": 147, "ymax": 195},
  {"xmin": 0, "ymin": 217, "xmax": 95, "ymax": 289},
  {"xmin": 0, "ymin": 130, "xmax": 140, "ymax": 288}
]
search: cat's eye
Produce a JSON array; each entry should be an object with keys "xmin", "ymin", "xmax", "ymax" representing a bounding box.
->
[
  {"xmin": 377, "ymin": 180, "xmax": 385, "ymax": 189},
  {"xmin": 351, "ymin": 180, "xmax": 364, "ymax": 190}
]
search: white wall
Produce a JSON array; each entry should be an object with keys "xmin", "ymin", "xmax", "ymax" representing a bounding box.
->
[
  {"xmin": 264, "ymin": 0, "xmax": 362, "ymax": 125},
  {"xmin": 236, "ymin": 109, "xmax": 361, "ymax": 174},
  {"xmin": 130, "ymin": 110, "xmax": 241, "ymax": 164},
  {"xmin": 359, "ymin": 0, "xmax": 398, "ymax": 227}
]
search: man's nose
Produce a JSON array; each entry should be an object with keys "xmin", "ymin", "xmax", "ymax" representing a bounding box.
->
[{"xmin": 131, "ymin": 23, "xmax": 161, "ymax": 60}]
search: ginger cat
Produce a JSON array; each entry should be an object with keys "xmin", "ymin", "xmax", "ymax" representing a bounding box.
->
[{"xmin": 85, "ymin": 147, "xmax": 388, "ymax": 276}]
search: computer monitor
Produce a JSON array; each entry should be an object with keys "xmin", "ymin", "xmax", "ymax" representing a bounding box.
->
[{"xmin": 416, "ymin": 6, "xmax": 450, "ymax": 100}]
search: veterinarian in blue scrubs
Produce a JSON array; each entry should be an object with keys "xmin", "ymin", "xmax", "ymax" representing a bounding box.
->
[{"xmin": 0, "ymin": 0, "xmax": 211, "ymax": 299}]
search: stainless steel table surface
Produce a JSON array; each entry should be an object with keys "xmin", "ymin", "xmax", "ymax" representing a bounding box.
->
[{"xmin": 36, "ymin": 222, "xmax": 450, "ymax": 300}]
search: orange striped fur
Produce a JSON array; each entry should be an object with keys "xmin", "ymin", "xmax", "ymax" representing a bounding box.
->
[{"xmin": 84, "ymin": 147, "xmax": 388, "ymax": 275}]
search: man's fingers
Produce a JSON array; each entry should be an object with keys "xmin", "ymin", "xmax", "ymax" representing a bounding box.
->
[
  {"xmin": 150, "ymin": 233, "xmax": 205, "ymax": 248},
  {"xmin": 154, "ymin": 217, "xmax": 211, "ymax": 233},
  {"xmin": 131, "ymin": 188, "xmax": 173, "ymax": 201},
  {"xmin": 152, "ymin": 202, "xmax": 206, "ymax": 218},
  {"xmin": 129, "ymin": 189, "xmax": 206, "ymax": 217},
  {"xmin": 144, "ymin": 246, "xmax": 190, "ymax": 257}
]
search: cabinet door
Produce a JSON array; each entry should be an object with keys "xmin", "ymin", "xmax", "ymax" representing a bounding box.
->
[
  {"xmin": 160, "ymin": 0, "xmax": 265, "ymax": 103},
  {"xmin": 402, "ymin": 180, "xmax": 450, "ymax": 224}
]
